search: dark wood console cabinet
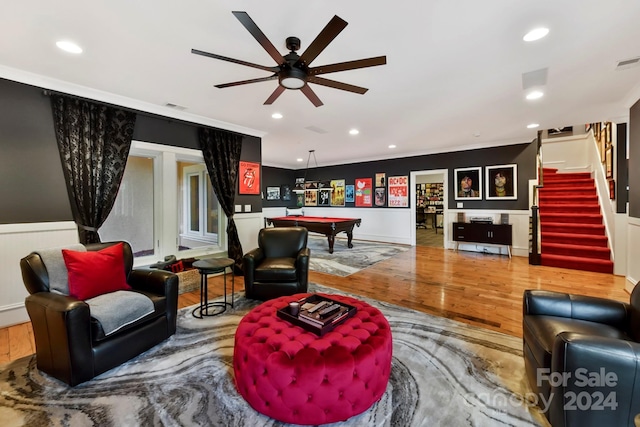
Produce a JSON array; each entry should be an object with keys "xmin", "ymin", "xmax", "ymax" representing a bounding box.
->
[{"xmin": 452, "ymin": 222, "xmax": 513, "ymax": 258}]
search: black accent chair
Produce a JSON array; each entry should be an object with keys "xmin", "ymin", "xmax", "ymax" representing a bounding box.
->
[
  {"xmin": 523, "ymin": 287, "xmax": 640, "ymax": 427},
  {"xmin": 243, "ymin": 227, "xmax": 310, "ymax": 300},
  {"xmin": 20, "ymin": 241, "xmax": 178, "ymax": 386}
]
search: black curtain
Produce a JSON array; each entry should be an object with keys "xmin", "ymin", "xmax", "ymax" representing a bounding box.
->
[
  {"xmin": 198, "ymin": 127, "xmax": 244, "ymax": 273},
  {"xmin": 51, "ymin": 95, "xmax": 136, "ymax": 244}
]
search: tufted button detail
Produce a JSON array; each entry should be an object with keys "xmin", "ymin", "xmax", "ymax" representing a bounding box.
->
[{"xmin": 233, "ymin": 293, "xmax": 392, "ymax": 425}]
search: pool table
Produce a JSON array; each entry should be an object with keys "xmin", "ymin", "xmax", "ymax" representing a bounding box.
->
[{"xmin": 266, "ymin": 216, "xmax": 362, "ymax": 253}]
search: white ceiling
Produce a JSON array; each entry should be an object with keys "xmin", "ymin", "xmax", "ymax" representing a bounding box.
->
[{"xmin": 2, "ymin": 0, "xmax": 640, "ymax": 169}]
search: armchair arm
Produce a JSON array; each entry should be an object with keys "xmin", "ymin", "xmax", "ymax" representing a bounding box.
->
[
  {"xmin": 548, "ymin": 332, "xmax": 640, "ymax": 427},
  {"xmin": 243, "ymin": 248, "xmax": 265, "ymax": 293},
  {"xmin": 128, "ymin": 268, "xmax": 178, "ymax": 297},
  {"xmin": 128, "ymin": 268, "xmax": 178, "ymax": 335},
  {"xmin": 25, "ymin": 292, "xmax": 93, "ymax": 386},
  {"xmin": 523, "ymin": 290, "xmax": 629, "ymax": 329},
  {"xmin": 296, "ymin": 247, "xmax": 310, "ymax": 292}
]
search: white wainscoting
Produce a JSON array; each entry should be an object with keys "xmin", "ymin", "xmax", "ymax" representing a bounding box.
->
[
  {"xmin": 262, "ymin": 207, "xmax": 413, "ymax": 245},
  {"xmin": 234, "ymin": 212, "xmax": 266, "ymax": 254},
  {"xmin": 626, "ymin": 217, "xmax": 640, "ymax": 293},
  {"xmin": 0, "ymin": 221, "xmax": 79, "ymax": 327}
]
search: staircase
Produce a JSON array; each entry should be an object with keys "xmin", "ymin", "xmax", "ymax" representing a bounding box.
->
[{"xmin": 538, "ymin": 168, "xmax": 613, "ymax": 274}]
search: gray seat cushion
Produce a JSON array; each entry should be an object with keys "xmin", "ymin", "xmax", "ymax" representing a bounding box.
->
[{"xmin": 86, "ymin": 290, "xmax": 155, "ymax": 339}]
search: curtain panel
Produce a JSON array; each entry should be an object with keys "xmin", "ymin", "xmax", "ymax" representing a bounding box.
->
[
  {"xmin": 51, "ymin": 95, "xmax": 136, "ymax": 244},
  {"xmin": 198, "ymin": 127, "xmax": 244, "ymax": 273}
]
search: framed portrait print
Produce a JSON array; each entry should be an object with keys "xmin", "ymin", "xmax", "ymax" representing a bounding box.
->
[
  {"xmin": 266, "ymin": 186, "xmax": 280, "ymax": 200},
  {"xmin": 238, "ymin": 161, "xmax": 260, "ymax": 194},
  {"xmin": 605, "ymin": 145, "xmax": 613, "ymax": 179},
  {"xmin": 454, "ymin": 167, "xmax": 482, "ymax": 200},
  {"xmin": 485, "ymin": 164, "xmax": 517, "ymax": 200}
]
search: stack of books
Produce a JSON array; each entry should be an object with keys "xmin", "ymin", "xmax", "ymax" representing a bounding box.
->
[{"xmin": 298, "ymin": 300, "xmax": 350, "ymax": 327}]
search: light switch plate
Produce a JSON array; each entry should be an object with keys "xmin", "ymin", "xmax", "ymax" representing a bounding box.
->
[
  {"xmin": 244, "ymin": 204, "xmax": 251, "ymax": 212},
  {"xmin": 235, "ymin": 205, "xmax": 242, "ymax": 213},
  {"xmin": 457, "ymin": 202, "xmax": 463, "ymax": 208}
]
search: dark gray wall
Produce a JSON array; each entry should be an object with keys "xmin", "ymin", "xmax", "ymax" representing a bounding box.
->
[
  {"xmin": 0, "ymin": 79, "xmax": 72, "ymax": 223},
  {"xmin": 0, "ymin": 78, "xmax": 262, "ymax": 224},
  {"xmin": 630, "ymin": 98, "xmax": 640, "ymax": 218},
  {"xmin": 616, "ymin": 123, "xmax": 628, "ymax": 213},
  {"xmin": 263, "ymin": 142, "xmax": 536, "ymax": 210}
]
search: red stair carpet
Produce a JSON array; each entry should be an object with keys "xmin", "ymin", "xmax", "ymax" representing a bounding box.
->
[{"xmin": 538, "ymin": 168, "xmax": 613, "ymax": 274}]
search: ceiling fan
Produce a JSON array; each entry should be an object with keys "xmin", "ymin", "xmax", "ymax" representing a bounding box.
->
[{"xmin": 192, "ymin": 11, "xmax": 387, "ymax": 107}]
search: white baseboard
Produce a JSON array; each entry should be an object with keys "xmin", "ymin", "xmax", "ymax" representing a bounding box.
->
[{"xmin": 0, "ymin": 303, "xmax": 29, "ymax": 327}]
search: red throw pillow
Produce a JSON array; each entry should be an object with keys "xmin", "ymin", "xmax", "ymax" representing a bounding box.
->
[{"xmin": 62, "ymin": 242, "xmax": 131, "ymax": 300}]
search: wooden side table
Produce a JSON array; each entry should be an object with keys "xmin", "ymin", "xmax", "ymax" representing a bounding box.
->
[{"xmin": 191, "ymin": 257, "xmax": 235, "ymax": 318}]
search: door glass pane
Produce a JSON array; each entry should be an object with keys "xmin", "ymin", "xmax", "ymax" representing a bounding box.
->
[
  {"xmin": 189, "ymin": 175, "xmax": 200, "ymax": 232},
  {"xmin": 100, "ymin": 156, "xmax": 154, "ymax": 257}
]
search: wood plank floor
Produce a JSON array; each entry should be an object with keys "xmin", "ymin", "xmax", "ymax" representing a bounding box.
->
[{"xmin": 0, "ymin": 245, "xmax": 630, "ymax": 365}]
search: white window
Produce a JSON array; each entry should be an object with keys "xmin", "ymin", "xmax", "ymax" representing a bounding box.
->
[{"xmin": 100, "ymin": 141, "xmax": 226, "ymax": 266}]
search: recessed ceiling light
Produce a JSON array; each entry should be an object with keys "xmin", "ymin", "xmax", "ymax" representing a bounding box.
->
[
  {"xmin": 388, "ymin": 144, "xmax": 396, "ymax": 149},
  {"xmin": 526, "ymin": 90, "xmax": 544, "ymax": 100},
  {"xmin": 527, "ymin": 123, "xmax": 540, "ymax": 129},
  {"xmin": 296, "ymin": 158, "xmax": 304, "ymax": 162},
  {"xmin": 271, "ymin": 113, "xmax": 283, "ymax": 119},
  {"xmin": 349, "ymin": 129, "xmax": 359, "ymax": 135},
  {"xmin": 523, "ymin": 27, "xmax": 549, "ymax": 42},
  {"xmin": 56, "ymin": 40, "xmax": 83, "ymax": 54}
]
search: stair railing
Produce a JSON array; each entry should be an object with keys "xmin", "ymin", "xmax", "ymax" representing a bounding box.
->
[{"xmin": 529, "ymin": 130, "xmax": 543, "ymax": 265}]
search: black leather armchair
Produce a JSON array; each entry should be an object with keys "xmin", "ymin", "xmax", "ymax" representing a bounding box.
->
[
  {"xmin": 20, "ymin": 241, "xmax": 178, "ymax": 386},
  {"xmin": 243, "ymin": 227, "xmax": 310, "ymax": 300},
  {"xmin": 523, "ymin": 286, "xmax": 640, "ymax": 426}
]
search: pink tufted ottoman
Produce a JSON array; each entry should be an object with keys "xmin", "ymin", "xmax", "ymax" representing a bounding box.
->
[{"xmin": 233, "ymin": 293, "xmax": 392, "ymax": 425}]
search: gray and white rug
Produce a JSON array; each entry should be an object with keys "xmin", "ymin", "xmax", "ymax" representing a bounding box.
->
[
  {"xmin": 308, "ymin": 237, "xmax": 410, "ymax": 276},
  {"xmin": 0, "ymin": 284, "xmax": 546, "ymax": 427}
]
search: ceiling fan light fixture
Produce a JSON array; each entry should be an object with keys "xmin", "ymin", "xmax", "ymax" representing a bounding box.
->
[{"xmin": 279, "ymin": 68, "xmax": 307, "ymax": 89}]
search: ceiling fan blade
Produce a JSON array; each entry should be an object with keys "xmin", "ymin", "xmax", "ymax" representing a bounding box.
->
[
  {"xmin": 297, "ymin": 15, "xmax": 348, "ymax": 67},
  {"xmin": 232, "ymin": 11, "xmax": 285, "ymax": 65},
  {"xmin": 300, "ymin": 85, "xmax": 324, "ymax": 107},
  {"xmin": 309, "ymin": 56, "xmax": 387, "ymax": 76},
  {"xmin": 192, "ymin": 49, "xmax": 278, "ymax": 73},
  {"xmin": 264, "ymin": 86, "xmax": 286, "ymax": 105},
  {"xmin": 215, "ymin": 75, "xmax": 278, "ymax": 89},
  {"xmin": 307, "ymin": 76, "xmax": 368, "ymax": 94}
]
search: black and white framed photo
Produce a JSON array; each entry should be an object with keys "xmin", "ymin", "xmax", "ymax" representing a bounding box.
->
[
  {"xmin": 485, "ymin": 164, "xmax": 517, "ymax": 200},
  {"xmin": 454, "ymin": 167, "xmax": 482, "ymax": 200},
  {"xmin": 281, "ymin": 184, "xmax": 292, "ymax": 201},
  {"xmin": 266, "ymin": 186, "xmax": 280, "ymax": 201}
]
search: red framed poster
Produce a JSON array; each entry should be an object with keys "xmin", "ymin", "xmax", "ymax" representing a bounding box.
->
[
  {"xmin": 239, "ymin": 161, "xmax": 260, "ymax": 195},
  {"xmin": 355, "ymin": 178, "xmax": 372, "ymax": 207},
  {"xmin": 388, "ymin": 175, "xmax": 409, "ymax": 207}
]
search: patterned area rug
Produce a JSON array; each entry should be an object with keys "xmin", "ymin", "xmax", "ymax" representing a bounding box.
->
[
  {"xmin": 307, "ymin": 236, "xmax": 410, "ymax": 276},
  {"xmin": 0, "ymin": 284, "xmax": 547, "ymax": 427}
]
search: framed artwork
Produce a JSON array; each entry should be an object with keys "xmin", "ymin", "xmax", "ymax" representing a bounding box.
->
[
  {"xmin": 345, "ymin": 184, "xmax": 355, "ymax": 203},
  {"xmin": 304, "ymin": 189, "xmax": 317, "ymax": 206},
  {"xmin": 387, "ymin": 176, "xmax": 409, "ymax": 207},
  {"xmin": 605, "ymin": 145, "xmax": 613, "ymax": 179},
  {"xmin": 281, "ymin": 184, "xmax": 292, "ymax": 201},
  {"xmin": 354, "ymin": 178, "xmax": 372, "ymax": 207},
  {"xmin": 454, "ymin": 167, "xmax": 482, "ymax": 200},
  {"xmin": 296, "ymin": 193, "xmax": 304, "ymax": 207},
  {"xmin": 238, "ymin": 161, "xmax": 260, "ymax": 194},
  {"xmin": 609, "ymin": 179, "xmax": 615, "ymax": 200},
  {"xmin": 375, "ymin": 173, "xmax": 386, "ymax": 187},
  {"xmin": 374, "ymin": 187, "xmax": 386, "ymax": 206},
  {"xmin": 293, "ymin": 177, "xmax": 305, "ymax": 192},
  {"xmin": 318, "ymin": 189, "xmax": 331, "ymax": 206},
  {"xmin": 330, "ymin": 179, "xmax": 345, "ymax": 206},
  {"xmin": 485, "ymin": 164, "xmax": 517, "ymax": 200},
  {"xmin": 266, "ymin": 186, "xmax": 280, "ymax": 200}
]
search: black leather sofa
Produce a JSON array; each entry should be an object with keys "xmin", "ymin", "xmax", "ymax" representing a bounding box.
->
[
  {"xmin": 243, "ymin": 227, "xmax": 310, "ymax": 300},
  {"xmin": 20, "ymin": 241, "xmax": 178, "ymax": 386},
  {"xmin": 523, "ymin": 287, "xmax": 640, "ymax": 426}
]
